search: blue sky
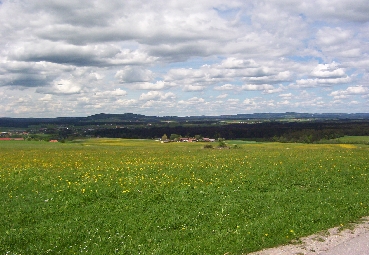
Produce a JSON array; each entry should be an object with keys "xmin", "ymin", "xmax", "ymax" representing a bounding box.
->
[{"xmin": 0, "ymin": 0, "xmax": 368, "ymax": 117}]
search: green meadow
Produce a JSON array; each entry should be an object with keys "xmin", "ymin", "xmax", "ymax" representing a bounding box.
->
[
  {"xmin": 332, "ymin": 136, "xmax": 369, "ymax": 144},
  {"xmin": 1, "ymin": 139, "xmax": 369, "ymax": 254}
]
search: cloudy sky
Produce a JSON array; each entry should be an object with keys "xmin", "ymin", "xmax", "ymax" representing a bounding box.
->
[{"xmin": 1, "ymin": 0, "xmax": 368, "ymax": 117}]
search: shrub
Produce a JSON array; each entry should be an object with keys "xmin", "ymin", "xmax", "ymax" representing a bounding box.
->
[{"xmin": 217, "ymin": 140, "xmax": 227, "ymax": 148}]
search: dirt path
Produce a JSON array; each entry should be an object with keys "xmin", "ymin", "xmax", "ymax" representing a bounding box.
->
[{"xmin": 248, "ymin": 217, "xmax": 369, "ymax": 255}]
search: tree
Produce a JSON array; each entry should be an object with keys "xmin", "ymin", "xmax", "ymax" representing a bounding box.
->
[
  {"xmin": 195, "ymin": 134, "xmax": 203, "ymax": 141},
  {"xmin": 170, "ymin": 133, "xmax": 180, "ymax": 141},
  {"xmin": 162, "ymin": 134, "xmax": 168, "ymax": 141}
]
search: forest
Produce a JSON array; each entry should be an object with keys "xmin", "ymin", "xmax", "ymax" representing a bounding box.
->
[
  {"xmin": 1, "ymin": 113, "xmax": 369, "ymax": 143},
  {"xmin": 89, "ymin": 120, "xmax": 369, "ymax": 143}
]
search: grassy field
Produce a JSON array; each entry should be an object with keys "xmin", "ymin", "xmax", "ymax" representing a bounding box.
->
[
  {"xmin": 332, "ymin": 136, "xmax": 369, "ymax": 144},
  {"xmin": 1, "ymin": 139, "xmax": 369, "ymax": 254}
]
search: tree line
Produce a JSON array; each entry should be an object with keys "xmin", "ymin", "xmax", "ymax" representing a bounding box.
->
[{"xmin": 89, "ymin": 120, "xmax": 369, "ymax": 143}]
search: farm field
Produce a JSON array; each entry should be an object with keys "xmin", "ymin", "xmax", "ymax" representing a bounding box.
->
[{"xmin": 1, "ymin": 139, "xmax": 369, "ymax": 254}]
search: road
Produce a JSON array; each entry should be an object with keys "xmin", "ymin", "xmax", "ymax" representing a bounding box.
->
[{"xmin": 319, "ymin": 232, "xmax": 369, "ymax": 255}]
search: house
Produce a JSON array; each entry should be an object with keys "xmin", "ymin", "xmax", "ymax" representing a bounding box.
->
[
  {"xmin": 0, "ymin": 138, "xmax": 24, "ymax": 141},
  {"xmin": 202, "ymin": 138, "xmax": 215, "ymax": 142},
  {"xmin": 179, "ymin": 138, "xmax": 197, "ymax": 142}
]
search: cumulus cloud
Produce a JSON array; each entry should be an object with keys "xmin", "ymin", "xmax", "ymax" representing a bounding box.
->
[
  {"xmin": 243, "ymin": 98, "xmax": 257, "ymax": 106},
  {"xmin": 227, "ymin": 98, "xmax": 240, "ymax": 104},
  {"xmin": 183, "ymin": 85, "xmax": 205, "ymax": 92},
  {"xmin": 39, "ymin": 94, "xmax": 53, "ymax": 101},
  {"xmin": 293, "ymin": 76, "xmax": 352, "ymax": 88},
  {"xmin": 139, "ymin": 91, "xmax": 176, "ymax": 101},
  {"xmin": 216, "ymin": 93, "xmax": 228, "ymax": 99},
  {"xmin": 116, "ymin": 99, "xmax": 139, "ymax": 107},
  {"xmin": 311, "ymin": 62, "xmax": 347, "ymax": 78},
  {"xmin": 290, "ymin": 62, "xmax": 352, "ymax": 89},
  {"xmin": 316, "ymin": 27, "xmax": 352, "ymax": 47},
  {"xmin": 329, "ymin": 85, "xmax": 369, "ymax": 99},
  {"xmin": 219, "ymin": 58, "xmax": 258, "ymax": 69},
  {"xmin": 131, "ymin": 81, "xmax": 169, "ymax": 90},
  {"xmin": 94, "ymin": 88, "xmax": 127, "ymax": 97},
  {"xmin": 0, "ymin": 61, "xmax": 66, "ymax": 87},
  {"xmin": 241, "ymin": 84, "xmax": 274, "ymax": 91},
  {"xmin": 179, "ymin": 97, "xmax": 205, "ymax": 105},
  {"xmin": 0, "ymin": 0, "xmax": 368, "ymax": 116},
  {"xmin": 214, "ymin": 84, "xmax": 237, "ymax": 90},
  {"xmin": 36, "ymin": 79, "xmax": 82, "ymax": 95},
  {"xmin": 303, "ymin": 0, "xmax": 369, "ymax": 22},
  {"xmin": 115, "ymin": 67, "xmax": 154, "ymax": 83},
  {"xmin": 279, "ymin": 93, "xmax": 292, "ymax": 99},
  {"xmin": 10, "ymin": 42, "xmax": 111, "ymax": 66},
  {"xmin": 263, "ymin": 85, "xmax": 286, "ymax": 94}
]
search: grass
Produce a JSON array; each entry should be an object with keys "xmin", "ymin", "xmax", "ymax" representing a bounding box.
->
[
  {"xmin": 333, "ymin": 136, "xmax": 369, "ymax": 144},
  {"xmin": 1, "ymin": 139, "xmax": 369, "ymax": 254},
  {"xmin": 228, "ymin": 140, "xmax": 258, "ymax": 145}
]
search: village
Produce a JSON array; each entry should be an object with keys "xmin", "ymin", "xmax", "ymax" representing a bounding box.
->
[{"xmin": 158, "ymin": 134, "xmax": 217, "ymax": 143}]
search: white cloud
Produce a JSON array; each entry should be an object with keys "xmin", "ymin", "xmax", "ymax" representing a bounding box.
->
[
  {"xmin": 227, "ymin": 98, "xmax": 240, "ymax": 104},
  {"xmin": 183, "ymin": 85, "xmax": 205, "ymax": 92},
  {"xmin": 216, "ymin": 93, "xmax": 228, "ymax": 99},
  {"xmin": 316, "ymin": 27, "xmax": 352, "ymax": 46},
  {"xmin": 311, "ymin": 62, "xmax": 346, "ymax": 79},
  {"xmin": 0, "ymin": 0, "xmax": 368, "ymax": 116},
  {"xmin": 291, "ymin": 62, "xmax": 352, "ymax": 89},
  {"xmin": 77, "ymin": 97, "xmax": 90, "ymax": 103},
  {"xmin": 303, "ymin": 0, "xmax": 369, "ymax": 22},
  {"xmin": 116, "ymin": 99, "xmax": 138, "ymax": 107},
  {"xmin": 346, "ymin": 86, "xmax": 368, "ymax": 94},
  {"xmin": 39, "ymin": 94, "xmax": 53, "ymax": 101},
  {"xmin": 94, "ymin": 89, "xmax": 127, "ymax": 98},
  {"xmin": 178, "ymin": 97, "xmax": 206, "ymax": 105},
  {"xmin": 278, "ymin": 100, "xmax": 290, "ymax": 105},
  {"xmin": 139, "ymin": 91, "xmax": 176, "ymax": 101},
  {"xmin": 214, "ymin": 84, "xmax": 236, "ymax": 90},
  {"xmin": 241, "ymin": 84, "xmax": 274, "ymax": 91},
  {"xmin": 219, "ymin": 58, "xmax": 258, "ymax": 69},
  {"xmin": 50, "ymin": 79, "xmax": 82, "ymax": 95},
  {"xmin": 330, "ymin": 85, "xmax": 369, "ymax": 99},
  {"xmin": 279, "ymin": 93, "xmax": 292, "ymax": 99},
  {"xmin": 115, "ymin": 67, "xmax": 154, "ymax": 83},
  {"xmin": 263, "ymin": 85, "xmax": 286, "ymax": 94},
  {"xmin": 243, "ymin": 98, "xmax": 257, "ymax": 106},
  {"xmin": 132, "ymin": 81, "xmax": 168, "ymax": 90}
]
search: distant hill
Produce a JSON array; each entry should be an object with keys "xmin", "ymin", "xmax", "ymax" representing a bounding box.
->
[{"xmin": 1, "ymin": 112, "xmax": 369, "ymax": 128}]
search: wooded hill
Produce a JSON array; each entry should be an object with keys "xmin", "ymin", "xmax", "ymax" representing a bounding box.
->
[{"xmin": 1, "ymin": 113, "xmax": 369, "ymax": 143}]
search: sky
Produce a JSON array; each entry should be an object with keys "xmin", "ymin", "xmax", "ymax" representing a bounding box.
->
[{"xmin": 0, "ymin": 0, "xmax": 368, "ymax": 117}]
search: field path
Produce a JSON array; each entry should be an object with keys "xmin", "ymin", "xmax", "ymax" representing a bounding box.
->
[{"xmin": 248, "ymin": 217, "xmax": 369, "ymax": 255}]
